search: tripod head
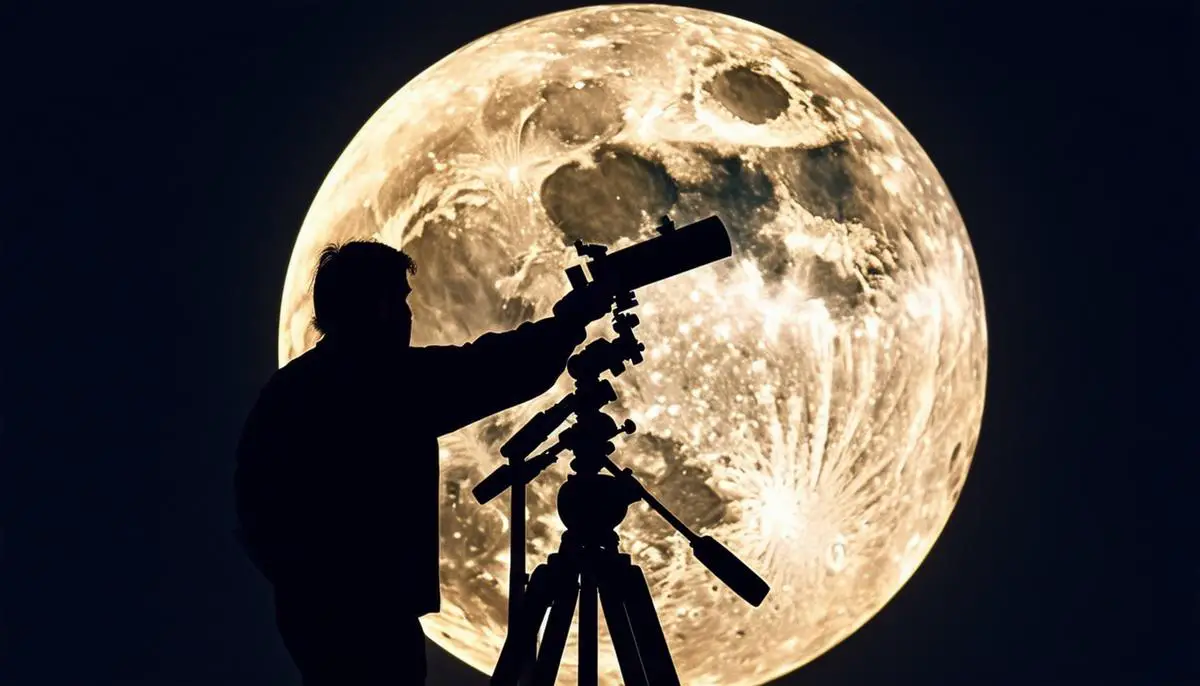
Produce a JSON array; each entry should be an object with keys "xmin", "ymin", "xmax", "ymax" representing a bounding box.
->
[
  {"xmin": 472, "ymin": 268, "xmax": 769, "ymax": 606},
  {"xmin": 471, "ymin": 305, "xmax": 644, "ymax": 501}
]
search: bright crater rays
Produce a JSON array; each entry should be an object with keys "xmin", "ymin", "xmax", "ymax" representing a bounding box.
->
[{"xmin": 278, "ymin": 5, "xmax": 987, "ymax": 685}]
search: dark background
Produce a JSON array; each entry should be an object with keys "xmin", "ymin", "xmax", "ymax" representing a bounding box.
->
[{"xmin": 4, "ymin": 0, "xmax": 1194, "ymax": 683}]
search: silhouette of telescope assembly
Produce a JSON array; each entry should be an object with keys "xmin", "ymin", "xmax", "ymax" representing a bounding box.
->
[{"xmin": 473, "ymin": 215, "xmax": 771, "ymax": 686}]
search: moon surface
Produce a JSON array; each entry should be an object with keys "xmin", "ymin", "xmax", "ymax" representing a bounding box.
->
[{"xmin": 278, "ymin": 5, "xmax": 987, "ymax": 685}]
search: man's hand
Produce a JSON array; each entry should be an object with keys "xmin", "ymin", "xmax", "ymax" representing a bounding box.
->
[{"xmin": 552, "ymin": 283, "xmax": 612, "ymax": 329}]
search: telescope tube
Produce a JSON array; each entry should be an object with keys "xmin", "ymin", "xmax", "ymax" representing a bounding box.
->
[{"xmin": 586, "ymin": 215, "xmax": 732, "ymax": 295}]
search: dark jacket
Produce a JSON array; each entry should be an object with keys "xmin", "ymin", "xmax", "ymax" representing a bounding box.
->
[{"xmin": 234, "ymin": 316, "xmax": 584, "ymax": 615}]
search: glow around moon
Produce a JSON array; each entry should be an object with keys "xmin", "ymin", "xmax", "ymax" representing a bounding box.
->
[{"xmin": 278, "ymin": 5, "xmax": 987, "ymax": 685}]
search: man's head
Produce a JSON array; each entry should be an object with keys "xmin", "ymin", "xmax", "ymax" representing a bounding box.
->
[{"xmin": 311, "ymin": 240, "xmax": 418, "ymax": 344}]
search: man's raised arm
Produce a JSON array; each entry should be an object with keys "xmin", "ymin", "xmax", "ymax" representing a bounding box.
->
[
  {"xmin": 415, "ymin": 283, "xmax": 612, "ymax": 436},
  {"xmin": 416, "ymin": 316, "xmax": 583, "ymax": 436}
]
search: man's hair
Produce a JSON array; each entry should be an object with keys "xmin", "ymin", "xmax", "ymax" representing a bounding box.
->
[{"xmin": 311, "ymin": 240, "xmax": 417, "ymax": 336}]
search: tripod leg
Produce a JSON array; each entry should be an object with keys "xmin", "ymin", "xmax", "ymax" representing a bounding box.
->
[
  {"xmin": 492, "ymin": 560, "xmax": 560, "ymax": 686},
  {"xmin": 530, "ymin": 570, "xmax": 580, "ymax": 686},
  {"xmin": 616, "ymin": 559, "xmax": 681, "ymax": 686},
  {"xmin": 578, "ymin": 571, "xmax": 598, "ymax": 686},
  {"xmin": 595, "ymin": 558, "xmax": 648, "ymax": 686}
]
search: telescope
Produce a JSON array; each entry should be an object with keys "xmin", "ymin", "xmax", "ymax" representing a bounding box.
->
[
  {"xmin": 475, "ymin": 215, "xmax": 770, "ymax": 686},
  {"xmin": 560, "ymin": 214, "xmax": 734, "ymax": 302}
]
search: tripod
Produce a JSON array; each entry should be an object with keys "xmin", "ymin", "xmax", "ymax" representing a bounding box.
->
[
  {"xmin": 491, "ymin": 470, "xmax": 679, "ymax": 686},
  {"xmin": 472, "ymin": 300, "xmax": 769, "ymax": 686}
]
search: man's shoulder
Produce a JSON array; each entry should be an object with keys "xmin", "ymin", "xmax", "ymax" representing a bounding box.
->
[
  {"xmin": 255, "ymin": 344, "xmax": 339, "ymax": 404},
  {"xmin": 268, "ymin": 340, "xmax": 474, "ymax": 393},
  {"xmin": 276, "ymin": 342, "xmax": 440, "ymax": 391}
]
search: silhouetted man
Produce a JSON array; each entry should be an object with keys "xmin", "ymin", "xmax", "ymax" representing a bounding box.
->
[{"xmin": 234, "ymin": 240, "xmax": 610, "ymax": 685}]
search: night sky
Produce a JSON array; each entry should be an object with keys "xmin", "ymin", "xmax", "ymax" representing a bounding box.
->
[{"xmin": 5, "ymin": 1, "xmax": 1194, "ymax": 684}]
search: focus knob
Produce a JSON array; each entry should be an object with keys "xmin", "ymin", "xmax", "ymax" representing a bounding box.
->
[{"xmin": 630, "ymin": 342, "xmax": 645, "ymax": 365}]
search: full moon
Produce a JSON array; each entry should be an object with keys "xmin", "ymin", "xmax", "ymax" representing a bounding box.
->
[{"xmin": 278, "ymin": 5, "xmax": 986, "ymax": 685}]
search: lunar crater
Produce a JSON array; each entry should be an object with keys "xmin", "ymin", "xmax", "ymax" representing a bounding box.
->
[
  {"xmin": 705, "ymin": 64, "xmax": 792, "ymax": 124},
  {"xmin": 541, "ymin": 146, "xmax": 679, "ymax": 244},
  {"xmin": 530, "ymin": 79, "xmax": 626, "ymax": 144}
]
